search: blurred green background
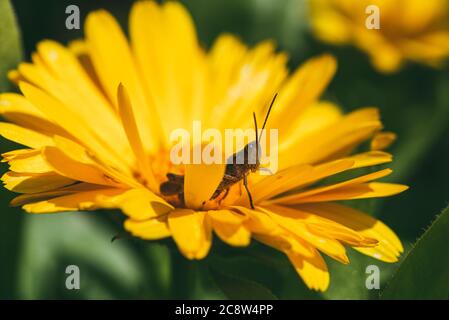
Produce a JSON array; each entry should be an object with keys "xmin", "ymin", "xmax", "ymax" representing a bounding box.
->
[{"xmin": 1, "ymin": 0, "xmax": 448, "ymax": 299}]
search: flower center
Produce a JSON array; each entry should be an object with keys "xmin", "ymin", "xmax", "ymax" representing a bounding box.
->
[{"xmin": 145, "ymin": 149, "xmax": 243, "ymax": 210}]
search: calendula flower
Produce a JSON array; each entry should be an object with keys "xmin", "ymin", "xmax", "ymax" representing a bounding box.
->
[
  {"xmin": 0, "ymin": 1, "xmax": 407, "ymax": 291},
  {"xmin": 309, "ymin": 0, "xmax": 449, "ymax": 73}
]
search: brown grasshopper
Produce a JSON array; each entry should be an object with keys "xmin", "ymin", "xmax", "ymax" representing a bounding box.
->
[{"xmin": 160, "ymin": 94, "xmax": 277, "ymax": 209}]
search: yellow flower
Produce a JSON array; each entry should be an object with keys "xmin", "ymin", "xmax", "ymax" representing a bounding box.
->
[
  {"xmin": 0, "ymin": 1, "xmax": 407, "ymax": 291},
  {"xmin": 309, "ymin": 0, "xmax": 449, "ymax": 73}
]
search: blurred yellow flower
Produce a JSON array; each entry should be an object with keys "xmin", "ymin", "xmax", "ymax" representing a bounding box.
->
[
  {"xmin": 309, "ymin": 0, "xmax": 449, "ymax": 73},
  {"xmin": 0, "ymin": 1, "xmax": 408, "ymax": 291}
]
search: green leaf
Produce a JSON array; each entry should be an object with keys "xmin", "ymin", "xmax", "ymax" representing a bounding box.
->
[
  {"xmin": 381, "ymin": 205, "xmax": 449, "ymax": 299},
  {"xmin": 322, "ymin": 248, "xmax": 406, "ymax": 300},
  {"xmin": 209, "ymin": 243, "xmax": 322, "ymax": 299},
  {"xmin": 0, "ymin": 0, "xmax": 23, "ymax": 299},
  {"xmin": 0, "ymin": 0, "xmax": 23, "ymax": 91},
  {"xmin": 209, "ymin": 265, "xmax": 278, "ymax": 300},
  {"xmin": 17, "ymin": 213, "xmax": 163, "ymax": 299},
  {"xmin": 388, "ymin": 76, "xmax": 449, "ymax": 182}
]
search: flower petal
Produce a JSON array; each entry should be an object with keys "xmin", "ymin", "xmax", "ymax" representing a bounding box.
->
[
  {"xmin": 96, "ymin": 188, "xmax": 172, "ymax": 221},
  {"xmin": 209, "ymin": 210, "xmax": 250, "ymax": 247},
  {"xmin": 280, "ymin": 107, "xmax": 382, "ymax": 168},
  {"xmin": 184, "ymin": 162, "xmax": 225, "ymax": 209},
  {"xmin": 371, "ymin": 132, "xmax": 397, "ymax": 151},
  {"xmin": 232, "ymin": 206, "xmax": 280, "ymax": 235},
  {"xmin": 270, "ymin": 55, "xmax": 337, "ymax": 139},
  {"xmin": 0, "ymin": 122, "xmax": 53, "ymax": 148},
  {"xmin": 1, "ymin": 171, "xmax": 75, "ymax": 193},
  {"xmin": 42, "ymin": 146, "xmax": 123, "ymax": 187},
  {"xmin": 6, "ymin": 149, "xmax": 53, "ymax": 173},
  {"xmin": 85, "ymin": 9, "xmax": 161, "ymax": 152},
  {"xmin": 299, "ymin": 203, "xmax": 404, "ymax": 262},
  {"xmin": 286, "ymin": 248, "xmax": 330, "ymax": 291},
  {"xmin": 283, "ymin": 182, "xmax": 409, "ymax": 203},
  {"xmin": 52, "ymin": 135, "xmax": 140, "ymax": 189},
  {"xmin": 21, "ymin": 188, "xmax": 125, "ymax": 213},
  {"xmin": 18, "ymin": 81, "xmax": 130, "ymax": 173},
  {"xmin": 0, "ymin": 93, "xmax": 67, "ymax": 137},
  {"xmin": 255, "ymin": 151, "xmax": 393, "ymax": 204},
  {"xmin": 259, "ymin": 205, "xmax": 349, "ymax": 264},
  {"xmin": 19, "ymin": 42, "xmax": 133, "ymax": 165},
  {"xmin": 124, "ymin": 217, "xmax": 171, "ymax": 240},
  {"xmin": 262, "ymin": 204, "xmax": 377, "ymax": 247},
  {"xmin": 10, "ymin": 183, "xmax": 105, "ymax": 206},
  {"xmin": 269, "ymin": 168, "xmax": 395, "ymax": 205},
  {"xmin": 254, "ymin": 217, "xmax": 331, "ymax": 291},
  {"xmin": 279, "ymin": 101, "xmax": 342, "ymax": 150},
  {"xmin": 117, "ymin": 83, "xmax": 158, "ymax": 190},
  {"xmin": 130, "ymin": 1, "xmax": 206, "ymax": 139},
  {"xmin": 168, "ymin": 209, "xmax": 212, "ymax": 259}
]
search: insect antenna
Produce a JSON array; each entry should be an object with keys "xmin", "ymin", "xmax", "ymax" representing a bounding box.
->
[
  {"xmin": 253, "ymin": 111, "xmax": 259, "ymax": 165},
  {"xmin": 258, "ymin": 93, "xmax": 278, "ymax": 142}
]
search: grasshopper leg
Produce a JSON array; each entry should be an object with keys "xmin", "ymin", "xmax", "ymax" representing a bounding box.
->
[{"xmin": 243, "ymin": 175, "xmax": 255, "ymax": 209}]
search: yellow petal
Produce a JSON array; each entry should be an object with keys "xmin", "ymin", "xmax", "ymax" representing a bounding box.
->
[
  {"xmin": 286, "ymin": 248, "xmax": 330, "ymax": 291},
  {"xmin": 206, "ymin": 34, "xmax": 246, "ymax": 126},
  {"xmin": 256, "ymin": 152, "xmax": 393, "ymax": 203},
  {"xmin": 131, "ymin": 1, "xmax": 206, "ymax": 139},
  {"xmin": 2, "ymin": 171, "xmax": 75, "ymax": 193},
  {"xmin": 67, "ymin": 39, "xmax": 105, "ymax": 90},
  {"xmin": 344, "ymin": 151, "xmax": 393, "ymax": 168},
  {"xmin": 7, "ymin": 149, "xmax": 53, "ymax": 173},
  {"xmin": 96, "ymin": 188, "xmax": 173, "ymax": 221},
  {"xmin": 18, "ymin": 81, "xmax": 130, "ymax": 173},
  {"xmin": 212, "ymin": 221, "xmax": 251, "ymax": 247},
  {"xmin": 7, "ymin": 69, "xmax": 24, "ymax": 85},
  {"xmin": 21, "ymin": 188, "xmax": 125, "ymax": 213},
  {"xmin": 207, "ymin": 39, "xmax": 287, "ymax": 130},
  {"xmin": 371, "ymin": 132, "xmax": 397, "ymax": 151},
  {"xmin": 25, "ymin": 41, "xmax": 133, "ymax": 164},
  {"xmin": 0, "ymin": 93, "xmax": 68, "ymax": 138},
  {"xmin": 283, "ymin": 182, "xmax": 409, "ymax": 203},
  {"xmin": 52, "ymin": 135, "xmax": 141, "ymax": 189},
  {"xmin": 250, "ymin": 164, "xmax": 315, "ymax": 204},
  {"xmin": 209, "ymin": 210, "xmax": 250, "ymax": 247},
  {"xmin": 124, "ymin": 217, "xmax": 171, "ymax": 240},
  {"xmin": 2, "ymin": 148, "xmax": 38, "ymax": 162},
  {"xmin": 184, "ymin": 162, "xmax": 225, "ymax": 209},
  {"xmin": 254, "ymin": 231, "xmax": 315, "ymax": 258},
  {"xmin": 261, "ymin": 203, "xmax": 377, "ymax": 247},
  {"xmin": 280, "ymin": 107, "xmax": 382, "ymax": 167},
  {"xmin": 208, "ymin": 209, "xmax": 246, "ymax": 225},
  {"xmin": 279, "ymin": 101, "xmax": 342, "ymax": 150},
  {"xmin": 85, "ymin": 9, "xmax": 160, "ymax": 152},
  {"xmin": 0, "ymin": 122, "xmax": 53, "ymax": 148},
  {"xmin": 259, "ymin": 205, "xmax": 349, "ymax": 264},
  {"xmin": 10, "ymin": 183, "xmax": 105, "ymax": 206},
  {"xmin": 0, "ymin": 92, "xmax": 45, "ymax": 117},
  {"xmin": 168, "ymin": 210, "xmax": 212, "ymax": 260},
  {"xmin": 299, "ymin": 203, "xmax": 404, "ymax": 262},
  {"xmin": 232, "ymin": 206, "xmax": 280, "ymax": 235},
  {"xmin": 270, "ymin": 54, "xmax": 337, "ymax": 138},
  {"xmin": 251, "ymin": 159, "xmax": 354, "ymax": 203},
  {"xmin": 117, "ymin": 83, "xmax": 157, "ymax": 190},
  {"xmin": 310, "ymin": 6, "xmax": 352, "ymax": 45},
  {"xmin": 42, "ymin": 147, "xmax": 122, "ymax": 187},
  {"xmin": 270, "ymin": 168, "xmax": 394, "ymax": 205}
]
